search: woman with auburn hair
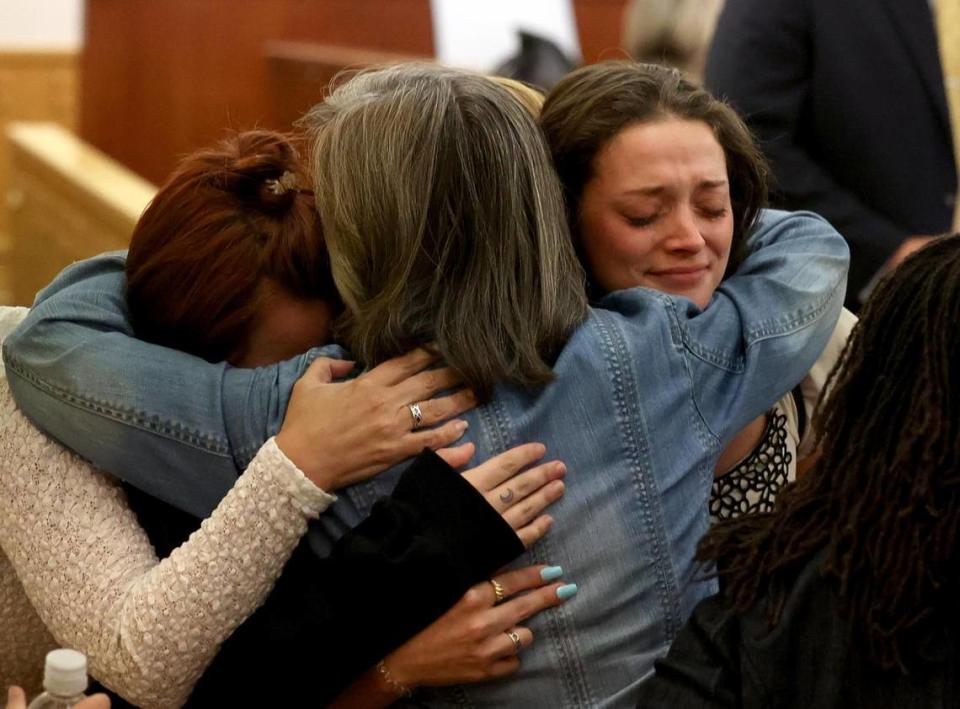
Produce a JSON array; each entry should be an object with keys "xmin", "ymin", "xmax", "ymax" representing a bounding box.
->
[
  {"xmin": 5, "ymin": 66, "xmax": 847, "ymax": 706},
  {"xmin": 124, "ymin": 130, "xmax": 342, "ymax": 368},
  {"xmin": 636, "ymin": 235, "xmax": 960, "ymax": 707},
  {"xmin": 539, "ymin": 61, "xmax": 856, "ymax": 521},
  {"xmin": 0, "ymin": 130, "xmax": 570, "ymax": 707}
]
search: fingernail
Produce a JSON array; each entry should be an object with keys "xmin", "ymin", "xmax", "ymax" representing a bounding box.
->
[
  {"xmin": 540, "ymin": 565, "xmax": 563, "ymax": 581},
  {"xmin": 556, "ymin": 583, "xmax": 578, "ymax": 600},
  {"xmin": 457, "ymin": 420, "xmax": 469, "ymax": 431}
]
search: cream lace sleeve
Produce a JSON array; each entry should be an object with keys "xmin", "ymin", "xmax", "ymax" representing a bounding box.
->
[
  {"xmin": 0, "ymin": 378, "xmax": 334, "ymax": 709},
  {"xmin": 797, "ymin": 306, "xmax": 858, "ymax": 457}
]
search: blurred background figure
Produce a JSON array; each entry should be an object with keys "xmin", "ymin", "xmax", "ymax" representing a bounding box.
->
[
  {"xmin": 492, "ymin": 31, "xmax": 576, "ymax": 90},
  {"xmin": 705, "ymin": 0, "xmax": 958, "ymax": 309},
  {"xmin": 621, "ymin": 0, "xmax": 724, "ymax": 80},
  {"xmin": 432, "ymin": 0, "xmax": 579, "ymax": 89}
]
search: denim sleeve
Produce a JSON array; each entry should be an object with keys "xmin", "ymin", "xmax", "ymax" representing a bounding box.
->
[
  {"xmin": 2, "ymin": 253, "xmax": 319, "ymax": 518},
  {"xmin": 601, "ymin": 209, "xmax": 848, "ymax": 445},
  {"xmin": 678, "ymin": 209, "xmax": 849, "ymax": 442}
]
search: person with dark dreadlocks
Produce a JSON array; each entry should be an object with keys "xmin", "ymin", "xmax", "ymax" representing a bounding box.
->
[{"xmin": 635, "ymin": 234, "xmax": 960, "ymax": 708}]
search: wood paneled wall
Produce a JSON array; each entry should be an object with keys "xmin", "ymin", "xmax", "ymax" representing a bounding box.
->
[
  {"xmin": 81, "ymin": 0, "xmax": 436, "ymax": 184},
  {"xmin": 81, "ymin": 1, "xmax": 628, "ymax": 185},
  {"xmin": 7, "ymin": 123, "xmax": 156, "ymax": 305},
  {"xmin": 265, "ymin": 41, "xmax": 425, "ymax": 130},
  {"xmin": 0, "ymin": 50, "xmax": 78, "ymax": 242},
  {"xmin": 575, "ymin": 0, "xmax": 632, "ymax": 63}
]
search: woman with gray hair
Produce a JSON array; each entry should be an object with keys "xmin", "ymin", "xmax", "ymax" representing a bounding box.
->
[{"xmin": 5, "ymin": 63, "xmax": 848, "ymax": 706}]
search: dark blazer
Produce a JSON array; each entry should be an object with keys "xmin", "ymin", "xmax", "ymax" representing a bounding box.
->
[
  {"xmin": 98, "ymin": 450, "xmax": 523, "ymax": 706},
  {"xmin": 635, "ymin": 549, "xmax": 960, "ymax": 708},
  {"xmin": 706, "ymin": 0, "xmax": 957, "ymax": 307}
]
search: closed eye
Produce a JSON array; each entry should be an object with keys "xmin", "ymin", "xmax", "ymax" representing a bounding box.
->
[
  {"xmin": 624, "ymin": 213, "xmax": 658, "ymax": 227},
  {"xmin": 699, "ymin": 207, "xmax": 728, "ymax": 220}
]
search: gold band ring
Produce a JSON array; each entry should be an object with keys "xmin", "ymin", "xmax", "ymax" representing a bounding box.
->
[
  {"xmin": 489, "ymin": 578, "xmax": 506, "ymax": 604},
  {"xmin": 506, "ymin": 630, "xmax": 522, "ymax": 654}
]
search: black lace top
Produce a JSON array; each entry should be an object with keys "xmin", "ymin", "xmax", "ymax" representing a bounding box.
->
[{"xmin": 710, "ymin": 409, "xmax": 794, "ymax": 521}]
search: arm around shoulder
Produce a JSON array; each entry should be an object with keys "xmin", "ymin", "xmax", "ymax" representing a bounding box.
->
[
  {"xmin": 2, "ymin": 253, "xmax": 312, "ymax": 518},
  {"xmin": 0, "ymin": 412, "xmax": 335, "ymax": 708},
  {"xmin": 683, "ymin": 209, "xmax": 849, "ymax": 441}
]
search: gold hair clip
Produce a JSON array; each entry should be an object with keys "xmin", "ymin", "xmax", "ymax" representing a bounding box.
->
[{"xmin": 265, "ymin": 170, "xmax": 301, "ymax": 195}]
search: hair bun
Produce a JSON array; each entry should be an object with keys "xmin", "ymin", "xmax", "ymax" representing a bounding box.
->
[{"xmin": 220, "ymin": 131, "xmax": 310, "ymax": 215}]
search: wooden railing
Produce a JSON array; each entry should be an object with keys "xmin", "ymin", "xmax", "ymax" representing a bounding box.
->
[
  {"xmin": 0, "ymin": 48, "xmax": 79, "ymax": 297},
  {"xmin": 6, "ymin": 123, "xmax": 156, "ymax": 305}
]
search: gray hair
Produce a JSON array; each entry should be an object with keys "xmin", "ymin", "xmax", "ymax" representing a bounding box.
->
[{"xmin": 301, "ymin": 63, "xmax": 587, "ymax": 398}]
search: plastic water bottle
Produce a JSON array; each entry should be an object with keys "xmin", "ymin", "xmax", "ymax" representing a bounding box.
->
[{"xmin": 27, "ymin": 649, "xmax": 89, "ymax": 709}]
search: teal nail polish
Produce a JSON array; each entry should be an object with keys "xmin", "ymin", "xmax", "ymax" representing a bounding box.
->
[
  {"xmin": 556, "ymin": 583, "xmax": 578, "ymax": 600},
  {"xmin": 540, "ymin": 565, "xmax": 563, "ymax": 581}
]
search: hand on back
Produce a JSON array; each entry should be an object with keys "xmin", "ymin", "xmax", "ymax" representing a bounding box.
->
[
  {"xmin": 381, "ymin": 564, "xmax": 577, "ymax": 690},
  {"xmin": 373, "ymin": 444, "xmax": 572, "ymax": 696},
  {"xmin": 276, "ymin": 348, "xmax": 475, "ymax": 491}
]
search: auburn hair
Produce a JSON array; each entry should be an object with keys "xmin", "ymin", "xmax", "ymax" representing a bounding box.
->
[{"xmin": 126, "ymin": 130, "xmax": 339, "ymax": 364}]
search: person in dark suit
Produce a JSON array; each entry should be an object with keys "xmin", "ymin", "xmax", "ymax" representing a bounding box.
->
[{"xmin": 705, "ymin": 0, "xmax": 957, "ymax": 308}]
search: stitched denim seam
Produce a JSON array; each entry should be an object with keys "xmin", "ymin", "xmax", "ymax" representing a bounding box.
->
[
  {"xmin": 477, "ymin": 395, "xmax": 595, "ymax": 707},
  {"xmin": 232, "ymin": 374, "xmax": 260, "ymax": 469},
  {"xmin": 685, "ymin": 371, "xmax": 723, "ymax": 492},
  {"xmin": 593, "ymin": 312, "xmax": 684, "ymax": 645},
  {"xmin": 4, "ymin": 351, "xmax": 231, "ymax": 456},
  {"xmin": 745, "ymin": 284, "xmax": 837, "ymax": 341},
  {"xmin": 539, "ymin": 536, "xmax": 595, "ymax": 709},
  {"xmin": 677, "ymin": 283, "xmax": 840, "ymax": 372},
  {"xmin": 519, "ymin": 503, "xmax": 592, "ymax": 707},
  {"xmin": 485, "ymin": 400, "xmax": 590, "ymax": 707},
  {"xmin": 233, "ymin": 350, "xmax": 320, "ymax": 467},
  {"xmin": 663, "ymin": 301, "xmax": 723, "ymax": 466}
]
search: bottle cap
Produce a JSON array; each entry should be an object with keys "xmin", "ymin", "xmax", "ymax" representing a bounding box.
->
[{"xmin": 43, "ymin": 649, "xmax": 88, "ymax": 696}]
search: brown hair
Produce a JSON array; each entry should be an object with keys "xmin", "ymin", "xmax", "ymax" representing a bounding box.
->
[
  {"xmin": 302, "ymin": 64, "xmax": 587, "ymax": 399},
  {"xmin": 126, "ymin": 130, "xmax": 339, "ymax": 364},
  {"xmin": 540, "ymin": 61, "xmax": 768, "ymax": 282},
  {"xmin": 699, "ymin": 235, "xmax": 960, "ymax": 671}
]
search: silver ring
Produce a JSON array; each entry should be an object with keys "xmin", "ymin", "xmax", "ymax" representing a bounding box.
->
[
  {"xmin": 506, "ymin": 630, "xmax": 522, "ymax": 654},
  {"xmin": 408, "ymin": 403, "xmax": 423, "ymax": 430}
]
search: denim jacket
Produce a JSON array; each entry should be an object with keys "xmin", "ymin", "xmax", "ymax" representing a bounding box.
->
[{"xmin": 3, "ymin": 209, "xmax": 848, "ymax": 708}]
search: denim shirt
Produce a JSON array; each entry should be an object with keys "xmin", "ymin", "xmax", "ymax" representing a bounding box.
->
[{"xmin": 3, "ymin": 209, "xmax": 848, "ymax": 708}]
